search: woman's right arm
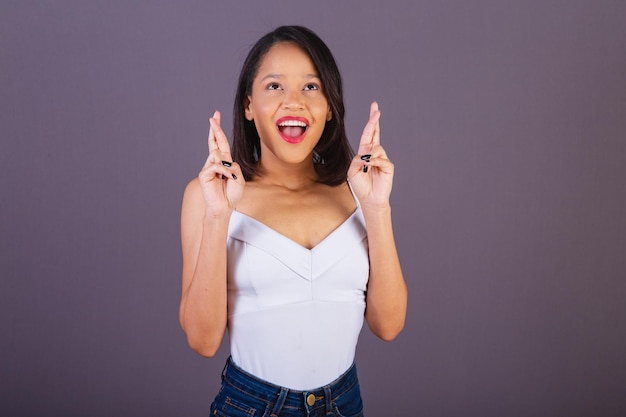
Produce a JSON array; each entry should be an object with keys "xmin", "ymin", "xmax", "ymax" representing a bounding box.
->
[{"xmin": 179, "ymin": 111, "xmax": 243, "ymax": 357}]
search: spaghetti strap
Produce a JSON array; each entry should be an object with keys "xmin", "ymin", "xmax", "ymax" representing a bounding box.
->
[{"xmin": 346, "ymin": 179, "xmax": 361, "ymax": 208}]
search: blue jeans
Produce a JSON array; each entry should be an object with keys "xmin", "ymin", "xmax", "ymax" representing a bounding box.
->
[{"xmin": 210, "ymin": 357, "xmax": 364, "ymax": 417}]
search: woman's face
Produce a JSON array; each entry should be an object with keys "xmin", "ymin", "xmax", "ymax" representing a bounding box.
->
[{"xmin": 245, "ymin": 42, "xmax": 331, "ymax": 168}]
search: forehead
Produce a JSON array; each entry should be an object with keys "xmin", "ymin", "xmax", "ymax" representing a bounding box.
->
[{"xmin": 256, "ymin": 42, "xmax": 318, "ymax": 77}]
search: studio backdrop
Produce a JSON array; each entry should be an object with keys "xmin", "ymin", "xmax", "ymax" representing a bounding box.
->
[{"xmin": 1, "ymin": 1, "xmax": 625, "ymax": 416}]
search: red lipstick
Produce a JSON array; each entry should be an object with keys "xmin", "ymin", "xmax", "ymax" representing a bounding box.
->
[{"xmin": 276, "ymin": 116, "xmax": 309, "ymax": 144}]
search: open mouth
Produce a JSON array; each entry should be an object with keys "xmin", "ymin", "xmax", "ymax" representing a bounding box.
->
[{"xmin": 277, "ymin": 117, "xmax": 309, "ymax": 143}]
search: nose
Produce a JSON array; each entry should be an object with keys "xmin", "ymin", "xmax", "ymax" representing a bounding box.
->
[{"xmin": 282, "ymin": 89, "xmax": 304, "ymax": 110}]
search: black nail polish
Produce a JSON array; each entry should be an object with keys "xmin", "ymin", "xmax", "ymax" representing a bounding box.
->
[
  {"xmin": 231, "ymin": 173, "xmax": 237, "ymax": 180},
  {"xmin": 360, "ymin": 154, "xmax": 372, "ymax": 161},
  {"xmin": 221, "ymin": 160, "xmax": 232, "ymax": 167},
  {"xmin": 221, "ymin": 174, "xmax": 227, "ymax": 180},
  {"xmin": 363, "ymin": 165, "xmax": 369, "ymax": 173}
]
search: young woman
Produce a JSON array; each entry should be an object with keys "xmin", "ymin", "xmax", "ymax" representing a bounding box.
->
[{"xmin": 180, "ymin": 26, "xmax": 407, "ymax": 417}]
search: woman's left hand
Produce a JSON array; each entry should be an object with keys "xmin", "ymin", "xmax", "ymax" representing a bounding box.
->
[{"xmin": 348, "ymin": 102, "xmax": 394, "ymax": 209}]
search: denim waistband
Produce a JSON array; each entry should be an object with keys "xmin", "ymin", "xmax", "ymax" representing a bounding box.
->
[{"xmin": 221, "ymin": 357, "xmax": 359, "ymax": 414}]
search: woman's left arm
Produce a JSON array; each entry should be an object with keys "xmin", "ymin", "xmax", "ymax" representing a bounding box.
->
[{"xmin": 348, "ymin": 102, "xmax": 408, "ymax": 341}]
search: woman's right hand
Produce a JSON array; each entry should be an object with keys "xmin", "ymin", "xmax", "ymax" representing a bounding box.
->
[{"xmin": 199, "ymin": 111, "xmax": 245, "ymax": 217}]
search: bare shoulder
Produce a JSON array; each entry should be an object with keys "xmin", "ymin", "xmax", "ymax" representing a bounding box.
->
[
  {"xmin": 182, "ymin": 177, "xmax": 203, "ymax": 206},
  {"xmin": 183, "ymin": 177, "xmax": 201, "ymax": 198},
  {"xmin": 329, "ymin": 181, "xmax": 356, "ymax": 207},
  {"xmin": 313, "ymin": 181, "xmax": 355, "ymax": 214},
  {"xmin": 181, "ymin": 177, "xmax": 205, "ymax": 223}
]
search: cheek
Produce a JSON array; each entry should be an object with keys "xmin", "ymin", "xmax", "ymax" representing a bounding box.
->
[
  {"xmin": 255, "ymin": 99, "xmax": 282, "ymax": 120},
  {"xmin": 255, "ymin": 121, "xmax": 276, "ymax": 139},
  {"xmin": 311, "ymin": 98, "xmax": 330, "ymax": 116},
  {"xmin": 253, "ymin": 115, "xmax": 278, "ymax": 142}
]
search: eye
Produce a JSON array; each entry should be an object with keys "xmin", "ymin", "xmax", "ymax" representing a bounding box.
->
[
  {"xmin": 266, "ymin": 83, "xmax": 282, "ymax": 91},
  {"xmin": 303, "ymin": 83, "xmax": 320, "ymax": 91}
]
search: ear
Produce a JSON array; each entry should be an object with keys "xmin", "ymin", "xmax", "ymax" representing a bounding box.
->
[
  {"xmin": 326, "ymin": 107, "xmax": 332, "ymax": 122},
  {"xmin": 244, "ymin": 97, "xmax": 254, "ymax": 121}
]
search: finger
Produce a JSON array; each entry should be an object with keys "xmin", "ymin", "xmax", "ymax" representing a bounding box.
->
[
  {"xmin": 361, "ymin": 156, "xmax": 394, "ymax": 174},
  {"xmin": 227, "ymin": 161, "xmax": 244, "ymax": 183},
  {"xmin": 368, "ymin": 143, "xmax": 388, "ymax": 160},
  {"xmin": 371, "ymin": 102, "xmax": 380, "ymax": 146},
  {"xmin": 199, "ymin": 162, "xmax": 232, "ymax": 183},
  {"xmin": 209, "ymin": 114, "xmax": 232, "ymax": 157},
  {"xmin": 347, "ymin": 158, "xmax": 365, "ymax": 179},
  {"xmin": 347, "ymin": 153, "xmax": 371, "ymax": 178},
  {"xmin": 357, "ymin": 103, "xmax": 381, "ymax": 155},
  {"xmin": 347, "ymin": 148, "xmax": 388, "ymax": 177},
  {"xmin": 219, "ymin": 160, "xmax": 241, "ymax": 182},
  {"xmin": 207, "ymin": 110, "xmax": 219, "ymax": 153},
  {"xmin": 200, "ymin": 159, "xmax": 245, "ymax": 183}
]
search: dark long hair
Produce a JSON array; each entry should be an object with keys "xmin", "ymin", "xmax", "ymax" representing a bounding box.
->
[{"xmin": 232, "ymin": 26, "xmax": 353, "ymax": 186}]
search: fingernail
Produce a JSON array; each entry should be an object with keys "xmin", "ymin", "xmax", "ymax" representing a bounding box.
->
[
  {"xmin": 360, "ymin": 154, "xmax": 372, "ymax": 161},
  {"xmin": 221, "ymin": 160, "xmax": 232, "ymax": 167},
  {"xmin": 221, "ymin": 174, "xmax": 227, "ymax": 180},
  {"xmin": 231, "ymin": 173, "xmax": 237, "ymax": 180},
  {"xmin": 363, "ymin": 165, "xmax": 369, "ymax": 173}
]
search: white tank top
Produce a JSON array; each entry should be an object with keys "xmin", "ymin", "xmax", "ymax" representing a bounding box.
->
[{"xmin": 226, "ymin": 199, "xmax": 369, "ymax": 390}]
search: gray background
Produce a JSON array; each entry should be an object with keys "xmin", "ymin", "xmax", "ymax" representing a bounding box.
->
[{"xmin": 2, "ymin": 1, "xmax": 625, "ymax": 416}]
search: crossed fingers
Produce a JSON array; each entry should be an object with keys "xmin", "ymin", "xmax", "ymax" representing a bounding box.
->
[
  {"xmin": 358, "ymin": 102, "xmax": 381, "ymax": 154},
  {"xmin": 202, "ymin": 111, "xmax": 240, "ymax": 182},
  {"xmin": 356, "ymin": 102, "xmax": 391, "ymax": 174}
]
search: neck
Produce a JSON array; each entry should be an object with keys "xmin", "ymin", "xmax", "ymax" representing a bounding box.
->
[{"xmin": 255, "ymin": 159, "xmax": 319, "ymax": 191}]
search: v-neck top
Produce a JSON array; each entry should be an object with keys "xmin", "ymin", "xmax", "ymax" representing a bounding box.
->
[{"xmin": 226, "ymin": 200, "xmax": 369, "ymax": 390}]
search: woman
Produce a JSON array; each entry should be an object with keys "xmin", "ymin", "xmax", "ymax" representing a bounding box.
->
[{"xmin": 180, "ymin": 25, "xmax": 407, "ymax": 416}]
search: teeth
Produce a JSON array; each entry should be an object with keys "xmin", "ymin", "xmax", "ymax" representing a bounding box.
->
[{"xmin": 278, "ymin": 120, "xmax": 307, "ymax": 127}]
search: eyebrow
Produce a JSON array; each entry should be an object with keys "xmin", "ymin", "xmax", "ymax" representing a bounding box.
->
[{"xmin": 259, "ymin": 73, "xmax": 320, "ymax": 82}]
